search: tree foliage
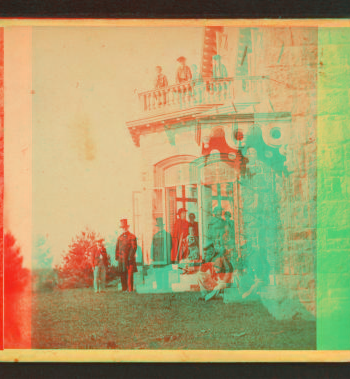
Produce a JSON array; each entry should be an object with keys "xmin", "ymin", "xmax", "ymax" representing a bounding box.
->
[
  {"xmin": 4, "ymin": 232, "xmax": 30, "ymax": 293},
  {"xmin": 58, "ymin": 228, "xmax": 117, "ymax": 289}
]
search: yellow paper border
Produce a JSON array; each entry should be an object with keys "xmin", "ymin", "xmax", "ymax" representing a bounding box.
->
[
  {"xmin": 1, "ymin": 17, "xmax": 350, "ymax": 362},
  {"xmin": 0, "ymin": 349, "xmax": 349, "ymax": 362}
]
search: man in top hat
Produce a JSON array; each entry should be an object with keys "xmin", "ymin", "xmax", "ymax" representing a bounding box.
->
[
  {"xmin": 197, "ymin": 241, "xmax": 233, "ymax": 302},
  {"xmin": 171, "ymin": 207, "xmax": 189, "ymax": 263},
  {"xmin": 150, "ymin": 217, "xmax": 172, "ymax": 265},
  {"xmin": 115, "ymin": 219, "xmax": 138, "ymax": 292},
  {"xmin": 176, "ymin": 56, "xmax": 192, "ymax": 84}
]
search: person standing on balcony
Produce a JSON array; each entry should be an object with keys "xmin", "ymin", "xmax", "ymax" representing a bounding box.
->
[
  {"xmin": 176, "ymin": 57, "xmax": 193, "ymax": 109},
  {"xmin": 115, "ymin": 219, "xmax": 138, "ymax": 292},
  {"xmin": 212, "ymin": 54, "xmax": 228, "ymax": 79},
  {"xmin": 154, "ymin": 66, "xmax": 168, "ymax": 105},
  {"xmin": 154, "ymin": 66, "xmax": 168, "ymax": 89},
  {"xmin": 191, "ymin": 64, "xmax": 202, "ymax": 81},
  {"xmin": 191, "ymin": 64, "xmax": 204, "ymax": 105},
  {"xmin": 211, "ymin": 55, "xmax": 228, "ymax": 97},
  {"xmin": 176, "ymin": 56, "xmax": 192, "ymax": 84}
]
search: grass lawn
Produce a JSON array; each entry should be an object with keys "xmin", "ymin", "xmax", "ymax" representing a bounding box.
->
[{"xmin": 32, "ymin": 288, "xmax": 316, "ymax": 350}]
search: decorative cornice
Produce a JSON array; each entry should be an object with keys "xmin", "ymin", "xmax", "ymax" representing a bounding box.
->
[{"xmin": 128, "ymin": 110, "xmax": 292, "ymax": 148}]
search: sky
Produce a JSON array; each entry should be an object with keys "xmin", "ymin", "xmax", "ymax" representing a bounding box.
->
[{"xmin": 5, "ymin": 26, "xmax": 203, "ymax": 267}]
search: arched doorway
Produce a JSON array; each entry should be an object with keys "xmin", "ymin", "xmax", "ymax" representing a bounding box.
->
[{"xmin": 153, "ymin": 155, "xmax": 198, "ymax": 264}]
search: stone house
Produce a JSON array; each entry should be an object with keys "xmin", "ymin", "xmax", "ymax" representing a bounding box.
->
[{"xmin": 125, "ymin": 26, "xmax": 316, "ymax": 317}]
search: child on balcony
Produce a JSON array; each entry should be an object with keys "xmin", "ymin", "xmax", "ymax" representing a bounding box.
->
[
  {"xmin": 154, "ymin": 66, "xmax": 168, "ymax": 106},
  {"xmin": 154, "ymin": 66, "xmax": 168, "ymax": 89}
]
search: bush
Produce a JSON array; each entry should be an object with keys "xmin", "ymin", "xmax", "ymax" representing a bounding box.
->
[
  {"xmin": 58, "ymin": 228, "xmax": 114, "ymax": 290},
  {"xmin": 4, "ymin": 232, "xmax": 29, "ymax": 293}
]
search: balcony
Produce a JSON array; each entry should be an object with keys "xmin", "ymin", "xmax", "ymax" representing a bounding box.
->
[{"xmin": 137, "ymin": 76, "xmax": 268, "ymax": 116}]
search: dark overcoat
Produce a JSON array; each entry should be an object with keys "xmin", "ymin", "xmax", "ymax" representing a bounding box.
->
[
  {"xmin": 115, "ymin": 231, "xmax": 138, "ymax": 273},
  {"xmin": 171, "ymin": 219, "xmax": 189, "ymax": 262}
]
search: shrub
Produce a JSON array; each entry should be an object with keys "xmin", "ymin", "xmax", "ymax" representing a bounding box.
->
[{"xmin": 57, "ymin": 228, "xmax": 115, "ymax": 289}]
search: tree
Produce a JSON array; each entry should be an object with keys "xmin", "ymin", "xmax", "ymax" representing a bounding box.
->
[
  {"xmin": 0, "ymin": 32, "xmax": 4, "ymax": 348},
  {"xmin": 4, "ymin": 232, "xmax": 30, "ymax": 294},
  {"xmin": 0, "ymin": 226, "xmax": 3, "ymax": 349},
  {"xmin": 4, "ymin": 231, "xmax": 30, "ymax": 346},
  {"xmin": 58, "ymin": 228, "xmax": 116, "ymax": 289}
]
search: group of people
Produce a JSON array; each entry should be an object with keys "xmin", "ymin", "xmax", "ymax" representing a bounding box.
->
[
  {"xmin": 91, "ymin": 218, "xmax": 138, "ymax": 294},
  {"xmin": 167, "ymin": 206, "xmax": 242, "ymax": 301},
  {"xmin": 153, "ymin": 55, "xmax": 228, "ymax": 107},
  {"xmin": 92, "ymin": 207, "xmax": 264, "ymax": 302},
  {"xmin": 149, "ymin": 211, "xmax": 200, "ymax": 265},
  {"xmin": 154, "ymin": 56, "xmax": 193, "ymax": 90},
  {"xmin": 154, "ymin": 55, "xmax": 228, "ymax": 91},
  {"xmin": 168, "ymin": 206, "xmax": 238, "ymax": 265}
]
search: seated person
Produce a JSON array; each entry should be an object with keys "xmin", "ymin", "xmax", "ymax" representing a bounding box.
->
[
  {"xmin": 208, "ymin": 206, "xmax": 225, "ymax": 239},
  {"xmin": 222, "ymin": 224, "xmax": 236, "ymax": 263},
  {"xmin": 185, "ymin": 226, "xmax": 200, "ymax": 261},
  {"xmin": 197, "ymin": 242, "xmax": 233, "ymax": 302},
  {"xmin": 224, "ymin": 211, "xmax": 235, "ymax": 237},
  {"xmin": 188, "ymin": 213, "xmax": 199, "ymax": 236}
]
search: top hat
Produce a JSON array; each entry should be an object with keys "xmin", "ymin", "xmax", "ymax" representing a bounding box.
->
[
  {"xmin": 155, "ymin": 217, "xmax": 165, "ymax": 227},
  {"xmin": 177, "ymin": 56, "xmax": 186, "ymax": 62},
  {"xmin": 119, "ymin": 219, "xmax": 130, "ymax": 228},
  {"xmin": 177, "ymin": 208, "xmax": 187, "ymax": 215}
]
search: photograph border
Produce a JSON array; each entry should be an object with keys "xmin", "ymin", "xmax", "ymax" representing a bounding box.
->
[{"xmin": 1, "ymin": 18, "xmax": 349, "ymax": 362}]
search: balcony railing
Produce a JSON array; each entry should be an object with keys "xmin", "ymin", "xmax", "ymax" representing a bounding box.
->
[{"xmin": 137, "ymin": 76, "xmax": 267, "ymax": 115}]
